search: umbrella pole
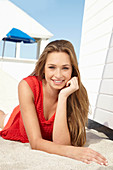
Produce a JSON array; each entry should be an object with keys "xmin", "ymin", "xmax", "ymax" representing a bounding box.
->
[
  {"xmin": 2, "ymin": 39, "xmax": 6, "ymax": 57},
  {"xmin": 36, "ymin": 39, "xmax": 41, "ymax": 59}
]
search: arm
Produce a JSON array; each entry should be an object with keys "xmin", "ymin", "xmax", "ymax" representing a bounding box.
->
[
  {"xmin": 52, "ymin": 94, "xmax": 71, "ymax": 145},
  {"xmin": 18, "ymin": 79, "xmax": 107, "ymax": 166},
  {"xmin": 52, "ymin": 77, "xmax": 79, "ymax": 145}
]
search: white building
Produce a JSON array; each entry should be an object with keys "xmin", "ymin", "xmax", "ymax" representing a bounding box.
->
[
  {"xmin": 0, "ymin": 0, "xmax": 53, "ymax": 113},
  {"xmin": 0, "ymin": 0, "xmax": 53, "ymax": 58},
  {"xmin": 79, "ymin": 0, "xmax": 113, "ymax": 129}
]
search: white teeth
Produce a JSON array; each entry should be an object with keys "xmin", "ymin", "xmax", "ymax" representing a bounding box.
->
[{"xmin": 54, "ymin": 80, "xmax": 62, "ymax": 83}]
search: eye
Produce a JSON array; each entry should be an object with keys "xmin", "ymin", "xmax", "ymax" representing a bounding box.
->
[
  {"xmin": 63, "ymin": 67, "xmax": 69, "ymax": 70},
  {"xmin": 48, "ymin": 66, "xmax": 55, "ymax": 69}
]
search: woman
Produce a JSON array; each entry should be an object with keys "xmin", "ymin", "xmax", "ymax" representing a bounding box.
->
[{"xmin": 0, "ymin": 40, "xmax": 108, "ymax": 166}]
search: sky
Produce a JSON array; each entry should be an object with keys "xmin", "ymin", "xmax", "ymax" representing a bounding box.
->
[{"xmin": 1, "ymin": 0, "xmax": 85, "ymax": 61}]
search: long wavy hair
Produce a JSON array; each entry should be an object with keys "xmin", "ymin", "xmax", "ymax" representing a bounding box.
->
[{"xmin": 30, "ymin": 40, "xmax": 89, "ymax": 146}]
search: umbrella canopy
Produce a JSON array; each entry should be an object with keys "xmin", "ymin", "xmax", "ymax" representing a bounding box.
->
[
  {"xmin": 2, "ymin": 28, "xmax": 36, "ymax": 58},
  {"xmin": 2, "ymin": 28, "xmax": 36, "ymax": 43}
]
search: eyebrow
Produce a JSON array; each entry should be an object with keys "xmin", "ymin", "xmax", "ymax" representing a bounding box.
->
[{"xmin": 47, "ymin": 64, "xmax": 71, "ymax": 66}]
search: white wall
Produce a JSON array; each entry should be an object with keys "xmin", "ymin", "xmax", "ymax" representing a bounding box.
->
[
  {"xmin": 79, "ymin": 0, "xmax": 113, "ymax": 129},
  {"xmin": 0, "ymin": 67, "xmax": 18, "ymax": 113},
  {"xmin": 0, "ymin": 58, "xmax": 36, "ymax": 113},
  {"xmin": 0, "ymin": 57, "xmax": 36, "ymax": 82}
]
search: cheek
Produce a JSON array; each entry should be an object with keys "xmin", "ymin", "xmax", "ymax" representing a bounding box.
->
[
  {"xmin": 45, "ymin": 69, "xmax": 53, "ymax": 79},
  {"xmin": 64, "ymin": 70, "xmax": 72, "ymax": 79}
]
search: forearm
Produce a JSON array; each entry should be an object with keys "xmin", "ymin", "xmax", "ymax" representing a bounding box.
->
[
  {"xmin": 32, "ymin": 138, "xmax": 108, "ymax": 166},
  {"xmin": 52, "ymin": 94, "xmax": 71, "ymax": 145},
  {"xmin": 32, "ymin": 138, "xmax": 72, "ymax": 158}
]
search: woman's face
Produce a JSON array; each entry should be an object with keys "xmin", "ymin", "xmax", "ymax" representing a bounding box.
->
[{"xmin": 44, "ymin": 51, "xmax": 72, "ymax": 91}]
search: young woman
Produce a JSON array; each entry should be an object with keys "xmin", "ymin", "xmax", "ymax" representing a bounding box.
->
[{"xmin": 0, "ymin": 40, "xmax": 108, "ymax": 166}]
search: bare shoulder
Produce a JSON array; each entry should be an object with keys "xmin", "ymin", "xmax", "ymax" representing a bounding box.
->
[
  {"xmin": 18, "ymin": 79, "xmax": 28, "ymax": 88},
  {"xmin": 18, "ymin": 79, "xmax": 34, "ymax": 100}
]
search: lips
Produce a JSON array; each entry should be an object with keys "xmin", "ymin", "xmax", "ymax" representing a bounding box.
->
[{"xmin": 52, "ymin": 79, "xmax": 64, "ymax": 85}]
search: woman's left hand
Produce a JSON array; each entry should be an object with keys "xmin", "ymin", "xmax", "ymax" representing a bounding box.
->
[{"xmin": 59, "ymin": 77, "xmax": 79, "ymax": 98}]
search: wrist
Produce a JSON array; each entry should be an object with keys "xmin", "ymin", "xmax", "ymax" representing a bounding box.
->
[
  {"xmin": 58, "ymin": 92, "xmax": 68, "ymax": 100},
  {"xmin": 64, "ymin": 145, "xmax": 75, "ymax": 159}
]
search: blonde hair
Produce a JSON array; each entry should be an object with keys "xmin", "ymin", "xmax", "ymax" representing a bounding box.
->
[{"xmin": 31, "ymin": 40, "xmax": 89, "ymax": 146}]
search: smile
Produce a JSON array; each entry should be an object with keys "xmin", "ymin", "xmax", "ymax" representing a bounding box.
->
[{"xmin": 52, "ymin": 79, "xmax": 64, "ymax": 85}]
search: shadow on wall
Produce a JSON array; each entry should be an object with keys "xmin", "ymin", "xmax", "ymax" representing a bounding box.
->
[
  {"xmin": 93, "ymin": 30, "xmax": 113, "ymax": 129},
  {"xmin": 0, "ymin": 68, "xmax": 19, "ymax": 113}
]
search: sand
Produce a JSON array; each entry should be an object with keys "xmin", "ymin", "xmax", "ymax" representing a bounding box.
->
[{"xmin": 0, "ymin": 128, "xmax": 113, "ymax": 170}]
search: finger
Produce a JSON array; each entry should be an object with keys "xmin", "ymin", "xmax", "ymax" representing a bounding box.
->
[
  {"xmin": 88, "ymin": 157, "xmax": 108, "ymax": 166},
  {"xmin": 72, "ymin": 77, "xmax": 79, "ymax": 90},
  {"xmin": 93, "ymin": 155, "xmax": 108, "ymax": 166},
  {"xmin": 89, "ymin": 150, "xmax": 108, "ymax": 166},
  {"xmin": 66, "ymin": 80, "xmax": 71, "ymax": 87},
  {"xmin": 72, "ymin": 76, "xmax": 78, "ymax": 82},
  {"xmin": 91, "ymin": 150, "xmax": 107, "ymax": 161},
  {"xmin": 82, "ymin": 159, "xmax": 91, "ymax": 164},
  {"xmin": 72, "ymin": 76, "xmax": 78, "ymax": 83},
  {"xmin": 66, "ymin": 77, "xmax": 79, "ymax": 90}
]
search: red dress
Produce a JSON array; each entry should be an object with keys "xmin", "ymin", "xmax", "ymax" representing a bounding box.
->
[{"xmin": 0, "ymin": 76, "xmax": 56, "ymax": 143}]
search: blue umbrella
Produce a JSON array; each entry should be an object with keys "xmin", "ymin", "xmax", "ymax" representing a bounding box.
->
[
  {"xmin": 3, "ymin": 28, "xmax": 36, "ymax": 43},
  {"xmin": 2, "ymin": 28, "xmax": 36, "ymax": 57}
]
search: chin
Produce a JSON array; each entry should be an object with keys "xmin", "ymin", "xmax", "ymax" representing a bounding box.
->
[{"xmin": 52, "ymin": 84, "xmax": 66, "ymax": 90}]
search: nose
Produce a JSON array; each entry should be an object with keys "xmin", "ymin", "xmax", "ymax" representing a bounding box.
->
[{"xmin": 55, "ymin": 68, "xmax": 62, "ymax": 79}]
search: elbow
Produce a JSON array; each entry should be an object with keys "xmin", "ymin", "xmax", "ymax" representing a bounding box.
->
[
  {"xmin": 30, "ymin": 144, "xmax": 37, "ymax": 150},
  {"xmin": 30, "ymin": 138, "xmax": 42, "ymax": 150},
  {"xmin": 30, "ymin": 142, "xmax": 38, "ymax": 150}
]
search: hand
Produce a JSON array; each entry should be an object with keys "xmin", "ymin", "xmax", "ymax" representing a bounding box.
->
[
  {"xmin": 59, "ymin": 77, "xmax": 79, "ymax": 98},
  {"xmin": 69, "ymin": 146, "xmax": 108, "ymax": 165}
]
